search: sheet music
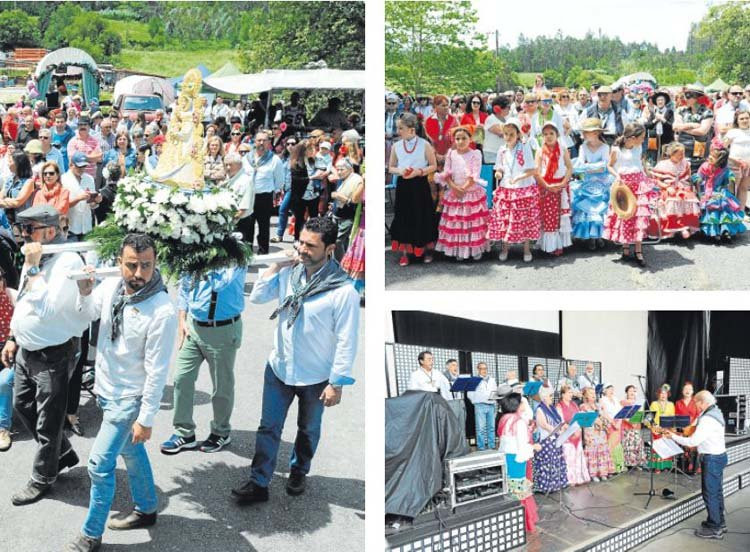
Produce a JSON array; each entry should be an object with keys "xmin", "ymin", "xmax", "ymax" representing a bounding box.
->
[
  {"xmin": 652, "ymin": 437, "xmax": 685, "ymax": 459},
  {"xmin": 555, "ymin": 421, "xmax": 580, "ymax": 448}
]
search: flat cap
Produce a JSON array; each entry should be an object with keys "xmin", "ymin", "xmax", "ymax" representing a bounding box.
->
[{"xmin": 16, "ymin": 204, "xmax": 60, "ymax": 227}]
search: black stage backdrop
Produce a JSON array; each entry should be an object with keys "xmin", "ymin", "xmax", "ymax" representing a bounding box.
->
[
  {"xmin": 708, "ymin": 311, "xmax": 750, "ymax": 358},
  {"xmin": 392, "ymin": 311, "xmax": 561, "ymax": 359},
  {"xmin": 647, "ymin": 312, "xmax": 708, "ymax": 402}
]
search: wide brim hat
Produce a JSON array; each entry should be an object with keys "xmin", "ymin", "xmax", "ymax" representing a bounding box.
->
[
  {"xmin": 597, "ymin": 85, "xmax": 613, "ymax": 94},
  {"xmin": 23, "ymin": 139, "xmax": 43, "ymax": 154},
  {"xmin": 650, "ymin": 90, "xmax": 671, "ymax": 104},
  {"xmin": 580, "ymin": 118, "xmax": 604, "ymax": 133}
]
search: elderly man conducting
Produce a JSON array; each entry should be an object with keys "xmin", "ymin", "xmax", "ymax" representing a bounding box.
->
[
  {"xmin": 2, "ymin": 205, "xmax": 86, "ymax": 505},
  {"xmin": 664, "ymin": 390, "xmax": 728, "ymax": 540}
]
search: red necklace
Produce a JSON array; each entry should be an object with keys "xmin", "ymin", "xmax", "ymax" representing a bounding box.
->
[{"xmin": 402, "ymin": 136, "xmax": 418, "ymax": 154}]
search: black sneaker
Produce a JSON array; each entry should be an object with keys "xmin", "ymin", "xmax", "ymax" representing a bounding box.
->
[
  {"xmin": 107, "ymin": 509, "xmax": 157, "ymax": 530},
  {"xmin": 701, "ymin": 520, "xmax": 727, "ymax": 534},
  {"xmin": 11, "ymin": 479, "xmax": 51, "ymax": 506},
  {"xmin": 286, "ymin": 471, "xmax": 307, "ymax": 496},
  {"xmin": 160, "ymin": 434, "xmax": 198, "ymax": 455},
  {"xmin": 200, "ymin": 433, "xmax": 231, "ymax": 453},
  {"xmin": 63, "ymin": 533, "xmax": 102, "ymax": 552},
  {"xmin": 231, "ymin": 481, "xmax": 269, "ymax": 504},
  {"xmin": 695, "ymin": 525, "xmax": 724, "ymax": 539}
]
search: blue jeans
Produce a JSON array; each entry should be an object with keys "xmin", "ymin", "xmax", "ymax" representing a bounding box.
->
[
  {"xmin": 276, "ymin": 190, "xmax": 292, "ymax": 238},
  {"xmin": 250, "ymin": 364, "xmax": 327, "ymax": 487},
  {"xmin": 0, "ymin": 367, "xmax": 13, "ymax": 429},
  {"xmin": 701, "ymin": 452, "xmax": 727, "ymax": 529},
  {"xmin": 82, "ymin": 396, "xmax": 157, "ymax": 539},
  {"xmin": 474, "ymin": 402, "xmax": 496, "ymax": 450}
]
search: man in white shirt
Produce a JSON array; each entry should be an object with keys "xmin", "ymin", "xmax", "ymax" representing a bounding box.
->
[
  {"xmin": 63, "ymin": 234, "xmax": 177, "ymax": 552},
  {"xmin": 61, "ymin": 152, "xmax": 98, "ymax": 241},
  {"xmin": 467, "ymin": 362, "xmax": 497, "ymax": 450},
  {"xmin": 558, "ymin": 363, "xmax": 583, "ymax": 402},
  {"xmin": 665, "ymin": 391, "xmax": 728, "ymax": 539},
  {"xmin": 2, "ymin": 205, "xmax": 86, "ymax": 506},
  {"xmin": 232, "ymin": 217, "xmax": 359, "ymax": 504},
  {"xmin": 577, "ymin": 363, "xmax": 599, "ymax": 392},
  {"xmin": 407, "ymin": 350, "xmax": 451, "ymax": 400},
  {"xmin": 223, "ymin": 152, "xmax": 255, "ymax": 240},
  {"xmin": 211, "ymin": 95, "xmax": 230, "ymax": 121},
  {"xmin": 715, "ymin": 85, "xmax": 750, "ymax": 137}
]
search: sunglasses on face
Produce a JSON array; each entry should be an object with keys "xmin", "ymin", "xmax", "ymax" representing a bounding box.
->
[
  {"xmin": 272, "ymin": 126, "xmax": 279, "ymax": 130},
  {"xmin": 17, "ymin": 223, "xmax": 49, "ymax": 234},
  {"xmin": 471, "ymin": 101, "xmax": 481, "ymax": 105},
  {"xmin": 39, "ymin": 136, "xmax": 50, "ymax": 140},
  {"xmin": 731, "ymin": 92, "xmax": 743, "ymax": 96},
  {"xmin": 287, "ymin": 142, "xmax": 297, "ymax": 146},
  {"xmin": 231, "ymin": 132, "xmax": 242, "ymax": 136},
  {"xmin": 43, "ymin": 171, "xmax": 57, "ymax": 176}
]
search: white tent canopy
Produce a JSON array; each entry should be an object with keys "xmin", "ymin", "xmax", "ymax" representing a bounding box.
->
[
  {"xmin": 34, "ymin": 47, "xmax": 98, "ymax": 78},
  {"xmin": 203, "ymin": 68, "xmax": 366, "ymax": 95},
  {"xmin": 113, "ymin": 75, "xmax": 176, "ymax": 106}
]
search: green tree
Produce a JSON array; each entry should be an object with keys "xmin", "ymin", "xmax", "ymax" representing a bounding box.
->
[
  {"xmin": 0, "ymin": 9, "xmax": 41, "ymax": 48},
  {"xmin": 695, "ymin": 1, "xmax": 750, "ymax": 83},
  {"xmin": 147, "ymin": 17, "xmax": 161, "ymax": 39},
  {"xmin": 42, "ymin": 3, "xmax": 82, "ymax": 49}
]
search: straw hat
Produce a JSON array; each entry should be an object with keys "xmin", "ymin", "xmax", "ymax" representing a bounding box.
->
[{"xmin": 580, "ymin": 118, "xmax": 604, "ymax": 133}]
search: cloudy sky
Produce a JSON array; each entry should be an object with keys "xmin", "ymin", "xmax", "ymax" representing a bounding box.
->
[{"xmin": 474, "ymin": 0, "xmax": 720, "ymax": 51}]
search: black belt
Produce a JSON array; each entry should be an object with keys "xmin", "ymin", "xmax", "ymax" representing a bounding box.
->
[{"xmin": 195, "ymin": 315, "xmax": 241, "ymax": 328}]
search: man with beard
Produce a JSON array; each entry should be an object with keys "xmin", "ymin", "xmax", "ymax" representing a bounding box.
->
[
  {"xmin": 2, "ymin": 205, "xmax": 86, "ymax": 506},
  {"xmin": 585, "ymin": 86, "xmax": 623, "ymax": 145},
  {"xmin": 232, "ymin": 216, "xmax": 359, "ymax": 503},
  {"xmin": 63, "ymin": 234, "xmax": 176, "ymax": 552}
]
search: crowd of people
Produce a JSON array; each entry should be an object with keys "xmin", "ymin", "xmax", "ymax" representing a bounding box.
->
[
  {"xmin": 386, "ymin": 78, "xmax": 750, "ymax": 267},
  {"xmin": 408, "ymin": 353, "xmax": 728, "ymax": 540},
  {"xmin": 0, "ymin": 82, "xmax": 365, "ymax": 551}
]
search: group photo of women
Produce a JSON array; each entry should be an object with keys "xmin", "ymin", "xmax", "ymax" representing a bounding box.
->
[{"xmin": 386, "ymin": 82, "xmax": 749, "ymax": 269}]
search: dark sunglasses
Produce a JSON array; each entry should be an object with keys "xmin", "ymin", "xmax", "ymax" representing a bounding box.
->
[
  {"xmin": 471, "ymin": 100, "xmax": 481, "ymax": 104},
  {"xmin": 731, "ymin": 92, "xmax": 743, "ymax": 96},
  {"xmin": 39, "ymin": 136, "xmax": 50, "ymax": 140},
  {"xmin": 42, "ymin": 171, "xmax": 58, "ymax": 176},
  {"xmin": 287, "ymin": 141, "xmax": 297, "ymax": 146},
  {"xmin": 231, "ymin": 132, "xmax": 242, "ymax": 136},
  {"xmin": 272, "ymin": 126, "xmax": 280, "ymax": 130},
  {"xmin": 17, "ymin": 223, "xmax": 50, "ymax": 234}
]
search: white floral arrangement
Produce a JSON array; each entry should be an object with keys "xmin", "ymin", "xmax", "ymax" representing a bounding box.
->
[
  {"xmin": 113, "ymin": 176, "xmax": 239, "ymax": 245},
  {"xmin": 89, "ymin": 176, "xmax": 251, "ymax": 278}
]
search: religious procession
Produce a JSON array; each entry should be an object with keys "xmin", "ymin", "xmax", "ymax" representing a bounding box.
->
[{"xmin": 0, "ymin": 2, "xmax": 365, "ymax": 551}]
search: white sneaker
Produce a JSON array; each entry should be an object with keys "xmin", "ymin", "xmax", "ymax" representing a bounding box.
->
[
  {"xmin": 592, "ymin": 476, "xmax": 600, "ymax": 482},
  {"xmin": 0, "ymin": 428, "xmax": 11, "ymax": 451},
  {"xmin": 523, "ymin": 252, "xmax": 533, "ymax": 263},
  {"xmin": 498, "ymin": 250, "xmax": 509, "ymax": 261}
]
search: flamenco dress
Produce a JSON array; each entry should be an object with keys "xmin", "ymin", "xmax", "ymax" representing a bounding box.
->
[
  {"xmin": 692, "ymin": 163, "xmax": 747, "ymax": 237},
  {"xmin": 341, "ymin": 193, "xmax": 365, "ymax": 293},
  {"xmin": 649, "ymin": 157, "xmax": 700, "ymax": 237},
  {"xmin": 532, "ymin": 404, "xmax": 569, "ymax": 493},
  {"xmin": 537, "ymin": 141, "xmax": 572, "ymax": 253},
  {"xmin": 570, "ymin": 142, "xmax": 613, "ymax": 239},
  {"xmin": 497, "ymin": 413, "xmax": 539, "ymax": 532}
]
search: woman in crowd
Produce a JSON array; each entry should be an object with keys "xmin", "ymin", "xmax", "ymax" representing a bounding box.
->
[
  {"xmin": 533, "ymin": 386, "xmax": 569, "ymax": 493},
  {"xmin": 453, "ymin": 96, "xmax": 468, "ymax": 119},
  {"xmin": 580, "ymin": 387, "xmax": 615, "ymax": 482},
  {"xmin": 339, "ymin": 129, "xmax": 364, "ymax": 174},
  {"xmin": 693, "ymin": 138, "xmax": 746, "ymax": 241},
  {"xmin": 620, "ymin": 385, "xmax": 646, "ymax": 469},
  {"xmin": 645, "ymin": 90, "xmax": 674, "ymax": 164},
  {"xmin": 460, "ymin": 93, "xmax": 488, "ymax": 132},
  {"xmin": 535, "ymin": 121, "xmax": 573, "ymax": 256},
  {"xmin": 674, "ymin": 381, "xmax": 700, "ymax": 475},
  {"xmin": 674, "ymin": 85, "xmax": 714, "ymax": 173},
  {"xmin": 272, "ymin": 136, "xmax": 296, "ymax": 243},
  {"xmin": 489, "ymin": 119, "xmax": 540, "ymax": 263},
  {"xmin": 205, "ymin": 124, "xmax": 218, "ymax": 141},
  {"xmin": 290, "ymin": 140, "xmax": 320, "ymax": 242},
  {"xmin": 556, "ymin": 384, "xmax": 591, "ymax": 486},
  {"xmin": 341, "ymin": 181, "xmax": 366, "ymax": 297},
  {"xmin": 424, "ymin": 94, "xmax": 458, "ymax": 168},
  {"xmin": 330, "ymin": 158, "xmax": 365, "ymax": 259},
  {"xmin": 725, "ymin": 109, "xmax": 750, "ymax": 214},
  {"xmin": 0, "ymin": 152, "xmax": 36, "ymax": 224},
  {"xmin": 599, "ymin": 384, "xmax": 626, "ymax": 474},
  {"xmin": 388, "ymin": 112, "xmax": 438, "ymax": 267},
  {"xmin": 532, "ymin": 74, "xmax": 547, "ymax": 95},
  {"xmin": 204, "ymin": 136, "xmax": 226, "ymax": 186},
  {"xmin": 650, "ymin": 142, "xmax": 700, "ymax": 239},
  {"xmin": 0, "ymin": 143, "xmax": 16, "ymax": 189},
  {"xmin": 518, "ymin": 94, "xmax": 537, "ymax": 146},
  {"xmin": 571, "ymin": 118, "xmax": 613, "ymax": 249},
  {"xmin": 603, "ymin": 123, "xmax": 655, "ymax": 266},
  {"xmin": 497, "ymin": 390, "xmax": 541, "ymax": 532},
  {"xmin": 648, "ymin": 384, "xmax": 675, "ymax": 473},
  {"xmin": 434, "ymin": 126, "xmax": 490, "ymax": 261},
  {"xmin": 104, "ymin": 130, "xmax": 136, "ymax": 175},
  {"xmin": 225, "ymin": 124, "xmax": 245, "ymax": 157},
  {"xmin": 556, "ymin": 90, "xmax": 578, "ymax": 157},
  {"xmin": 531, "ymin": 92, "xmax": 563, "ymax": 150},
  {"xmin": 270, "ymin": 123, "xmax": 285, "ymax": 155},
  {"xmin": 32, "ymin": 161, "xmax": 70, "ymax": 215}
]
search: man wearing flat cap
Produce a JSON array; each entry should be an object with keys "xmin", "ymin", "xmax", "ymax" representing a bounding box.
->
[
  {"xmin": 585, "ymin": 85, "xmax": 624, "ymax": 145},
  {"xmin": 1, "ymin": 205, "xmax": 87, "ymax": 505}
]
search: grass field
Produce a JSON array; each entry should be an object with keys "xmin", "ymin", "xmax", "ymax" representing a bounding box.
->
[
  {"xmin": 106, "ymin": 18, "xmax": 153, "ymax": 47},
  {"xmin": 117, "ymin": 48, "xmax": 241, "ymax": 77}
]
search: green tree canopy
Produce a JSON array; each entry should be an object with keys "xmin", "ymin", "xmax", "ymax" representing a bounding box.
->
[{"xmin": 0, "ymin": 9, "xmax": 41, "ymax": 48}]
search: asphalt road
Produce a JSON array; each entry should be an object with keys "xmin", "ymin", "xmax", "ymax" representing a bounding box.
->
[
  {"xmin": 384, "ymin": 223, "xmax": 750, "ymax": 290},
  {"xmin": 0, "ymin": 226, "xmax": 365, "ymax": 552}
]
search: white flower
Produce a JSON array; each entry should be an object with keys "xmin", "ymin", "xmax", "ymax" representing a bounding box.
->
[
  {"xmin": 153, "ymin": 187, "xmax": 172, "ymax": 204},
  {"xmin": 172, "ymin": 193, "xmax": 188, "ymax": 206},
  {"xmin": 187, "ymin": 196, "xmax": 207, "ymax": 214}
]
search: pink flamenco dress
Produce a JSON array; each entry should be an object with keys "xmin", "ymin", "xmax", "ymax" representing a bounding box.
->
[
  {"xmin": 649, "ymin": 157, "xmax": 700, "ymax": 237},
  {"xmin": 489, "ymin": 141, "xmax": 541, "ymax": 243},
  {"xmin": 556, "ymin": 400, "xmax": 591, "ymax": 486},
  {"xmin": 603, "ymin": 144, "xmax": 658, "ymax": 244},
  {"xmin": 341, "ymin": 192, "xmax": 365, "ymax": 294},
  {"xmin": 434, "ymin": 148, "xmax": 490, "ymax": 260},
  {"xmin": 497, "ymin": 412, "xmax": 539, "ymax": 533}
]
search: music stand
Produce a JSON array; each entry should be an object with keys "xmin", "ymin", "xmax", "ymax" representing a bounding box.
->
[
  {"xmin": 524, "ymin": 380, "xmax": 543, "ymax": 397},
  {"xmin": 451, "ymin": 377, "xmax": 482, "ymax": 448},
  {"xmin": 634, "ymin": 409, "xmax": 670, "ymax": 509},
  {"xmin": 595, "ymin": 384, "xmax": 604, "ymax": 399},
  {"xmin": 659, "ymin": 416, "xmax": 693, "ymax": 487}
]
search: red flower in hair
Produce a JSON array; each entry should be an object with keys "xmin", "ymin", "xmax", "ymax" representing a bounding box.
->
[
  {"xmin": 417, "ymin": 113, "xmax": 424, "ymax": 121},
  {"xmin": 280, "ymin": 122, "xmax": 287, "ymax": 132}
]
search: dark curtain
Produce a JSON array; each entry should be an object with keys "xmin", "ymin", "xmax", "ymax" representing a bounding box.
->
[
  {"xmin": 392, "ymin": 311, "xmax": 560, "ymax": 358},
  {"xmin": 708, "ymin": 311, "xmax": 750, "ymax": 358},
  {"xmin": 647, "ymin": 312, "xmax": 708, "ymax": 402}
]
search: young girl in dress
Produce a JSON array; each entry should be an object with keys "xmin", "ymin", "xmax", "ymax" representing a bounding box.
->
[
  {"xmin": 650, "ymin": 142, "xmax": 700, "ymax": 239},
  {"xmin": 580, "ymin": 387, "xmax": 615, "ymax": 482},
  {"xmin": 434, "ymin": 126, "xmax": 490, "ymax": 260},
  {"xmin": 535, "ymin": 121, "xmax": 573, "ymax": 255},
  {"xmin": 489, "ymin": 119, "xmax": 540, "ymax": 262},
  {"xmin": 571, "ymin": 118, "xmax": 614, "ymax": 250},
  {"xmin": 692, "ymin": 137, "xmax": 747, "ymax": 242},
  {"xmin": 497, "ymin": 390, "xmax": 541, "ymax": 532},
  {"xmin": 603, "ymin": 123, "xmax": 657, "ymax": 266},
  {"xmin": 620, "ymin": 385, "xmax": 647, "ymax": 469}
]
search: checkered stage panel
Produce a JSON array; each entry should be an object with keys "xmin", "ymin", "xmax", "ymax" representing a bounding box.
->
[{"xmin": 393, "ymin": 343, "xmax": 460, "ymax": 396}]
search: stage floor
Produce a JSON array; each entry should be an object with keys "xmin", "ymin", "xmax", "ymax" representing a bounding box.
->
[{"xmin": 530, "ymin": 459, "xmax": 750, "ymax": 552}]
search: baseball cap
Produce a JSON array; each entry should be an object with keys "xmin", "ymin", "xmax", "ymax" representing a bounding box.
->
[
  {"xmin": 319, "ymin": 141, "xmax": 332, "ymax": 150},
  {"xmin": 71, "ymin": 151, "xmax": 88, "ymax": 167}
]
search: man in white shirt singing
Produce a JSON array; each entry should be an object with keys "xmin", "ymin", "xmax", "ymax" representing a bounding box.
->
[
  {"xmin": 665, "ymin": 391, "xmax": 728, "ymax": 540},
  {"xmin": 407, "ymin": 350, "xmax": 451, "ymax": 400},
  {"xmin": 63, "ymin": 234, "xmax": 177, "ymax": 552},
  {"xmin": 467, "ymin": 362, "xmax": 497, "ymax": 450},
  {"xmin": 232, "ymin": 217, "xmax": 359, "ymax": 504},
  {"xmin": 2, "ymin": 205, "xmax": 86, "ymax": 506}
]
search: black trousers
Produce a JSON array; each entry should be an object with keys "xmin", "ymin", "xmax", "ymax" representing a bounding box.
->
[
  {"xmin": 292, "ymin": 197, "xmax": 320, "ymax": 241},
  {"xmin": 67, "ymin": 335, "xmax": 84, "ymax": 416},
  {"xmin": 13, "ymin": 339, "xmax": 77, "ymax": 484},
  {"xmin": 247, "ymin": 192, "xmax": 274, "ymax": 254}
]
